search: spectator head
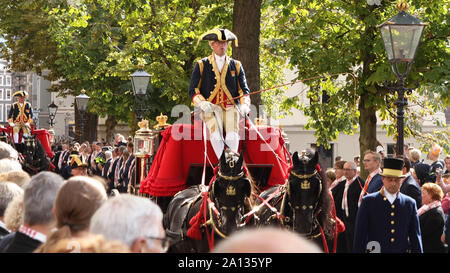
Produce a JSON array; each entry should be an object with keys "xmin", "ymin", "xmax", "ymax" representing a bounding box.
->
[
  {"xmin": 409, "ymin": 148, "xmax": 421, "ymax": 163},
  {"xmin": 363, "ymin": 150, "xmax": 381, "ymax": 173},
  {"xmin": 0, "ymin": 159, "xmax": 22, "ymax": 174},
  {"xmin": 444, "ymin": 155, "xmax": 450, "ymax": 171},
  {"xmin": 3, "ymin": 193, "xmax": 24, "ymax": 231},
  {"xmin": 23, "ymin": 172, "xmax": 64, "ymax": 227},
  {"xmin": 36, "ymin": 176, "xmax": 107, "ymax": 253},
  {"xmin": 413, "ymin": 163, "xmax": 432, "ymax": 185},
  {"xmin": 325, "ymin": 168, "xmax": 336, "ymax": 187},
  {"xmin": 402, "ymin": 156, "xmax": 411, "ymax": 174},
  {"xmin": 421, "ymin": 182, "xmax": 444, "ymax": 204},
  {"xmin": 54, "ymin": 176, "xmax": 107, "ymax": 234},
  {"xmin": 0, "ymin": 170, "xmax": 31, "ymax": 188},
  {"xmin": 0, "ymin": 141, "xmax": 19, "ymax": 161},
  {"xmin": 343, "ymin": 161, "xmax": 357, "ymax": 180},
  {"xmin": 428, "ymin": 144, "xmax": 441, "ymax": 161},
  {"xmin": 35, "ymin": 234, "xmax": 130, "ymax": 253},
  {"xmin": 104, "ymin": 151, "xmax": 112, "ymax": 160},
  {"xmin": 213, "ymin": 227, "xmax": 322, "ymax": 253},
  {"xmin": 89, "ymin": 194, "xmax": 165, "ymax": 253},
  {"xmin": 333, "ymin": 160, "xmax": 346, "ymax": 180},
  {"xmin": 0, "ymin": 182, "xmax": 23, "ymax": 219}
]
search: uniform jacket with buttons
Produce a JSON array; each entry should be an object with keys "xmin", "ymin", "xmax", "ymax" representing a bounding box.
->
[
  {"xmin": 188, "ymin": 54, "xmax": 250, "ymax": 109},
  {"xmin": 8, "ymin": 102, "xmax": 33, "ymax": 124},
  {"xmin": 353, "ymin": 190, "xmax": 423, "ymax": 253}
]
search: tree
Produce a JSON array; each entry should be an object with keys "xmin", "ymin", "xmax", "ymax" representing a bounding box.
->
[
  {"xmin": 232, "ymin": 0, "xmax": 262, "ymax": 111},
  {"xmin": 264, "ymin": 0, "xmax": 449, "ymax": 176}
]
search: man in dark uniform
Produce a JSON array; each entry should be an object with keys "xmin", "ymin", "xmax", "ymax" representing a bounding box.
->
[
  {"xmin": 7, "ymin": 91, "xmax": 33, "ymax": 153},
  {"xmin": 353, "ymin": 157, "xmax": 423, "ymax": 253},
  {"xmin": 188, "ymin": 28, "xmax": 251, "ymax": 160}
]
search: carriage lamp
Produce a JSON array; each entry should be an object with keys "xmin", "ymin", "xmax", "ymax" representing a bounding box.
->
[
  {"xmin": 75, "ymin": 89, "xmax": 90, "ymax": 142},
  {"xmin": 134, "ymin": 119, "xmax": 154, "ymax": 156},
  {"xmin": 48, "ymin": 101, "xmax": 58, "ymax": 127},
  {"xmin": 378, "ymin": 1, "xmax": 427, "ymax": 157},
  {"xmin": 130, "ymin": 64, "xmax": 151, "ymax": 121}
]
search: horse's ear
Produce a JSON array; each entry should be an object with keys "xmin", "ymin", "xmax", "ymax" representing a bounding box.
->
[
  {"xmin": 236, "ymin": 151, "xmax": 244, "ymax": 171},
  {"xmin": 219, "ymin": 150, "xmax": 226, "ymax": 168},
  {"xmin": 242, "ymin": 178, "xmax": 251, "ymax": 198},
  {"xmin": 311, "ymin": 150, "xmax": 319, "ymax": 165},
  {"xmin": 292, "ymin": 151, "xmax": 300, "ymax": 166}
]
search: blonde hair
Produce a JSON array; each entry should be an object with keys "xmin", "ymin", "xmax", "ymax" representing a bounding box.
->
[
  {"xmin": 35, "ymin": 234, "xmax": 130, "ymax": 253},
  {"xmin": 409, "ymin": 148, "xmax": 421, "ymax": 162},
  {"xmin": 422, "ymin": 183, "xmax": 444, "ymax": 201}
]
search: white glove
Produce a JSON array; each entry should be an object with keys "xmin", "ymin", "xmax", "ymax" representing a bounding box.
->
[
  {"xmin": 239, "ymin": 104, "xmax": 251, "ymax": 115},
  {"xmin": 199, "ymin": 101, "xmax": 214, "ymax": 113},
  {"xmin": 9, "ymin": 123, "xmax": 14, "ymax": 127}
]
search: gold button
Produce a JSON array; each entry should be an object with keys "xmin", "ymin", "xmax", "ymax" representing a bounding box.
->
[
  {"xmin": 383, "ymin": 197, "xmax": 387, "ymax": 201},
  {"xmin": 391, "ymin": 212, "xmax": 394, "ymax": 216},
  {"xmin": 391, "ymin": 238, "xmax": 395, "ymax": 243},
  {"xmin": 391, "ymin": 221, "xmax": 395, "ymax": 225},
  {"xmin": 391, "ymin": 205, "xmax": 395, "ymax": 209},
  {"xmin": 391, "ymin": 229, "xmax": 395, "ymax": 233}
]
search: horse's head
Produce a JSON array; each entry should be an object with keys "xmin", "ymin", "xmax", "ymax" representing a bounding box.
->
[
  {"xmin": 23, "ymin": 135, "xmax": 36, "ymax": 157},
  {"xmin": 210, "ymin": 149, "xmax": 251, "ymax": 235},
  {"xmin": 287, "ymin": 149, "xmax": 323, "ymax": 235}
]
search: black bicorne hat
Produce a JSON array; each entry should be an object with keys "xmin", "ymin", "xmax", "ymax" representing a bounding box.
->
[{"xmin": 197, "ymin": 28, "xmax": 238, "ymax": 47}]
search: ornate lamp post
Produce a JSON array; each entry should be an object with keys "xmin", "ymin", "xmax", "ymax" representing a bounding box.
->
[
  {"xmin": 48, "ymin": 102, "xmax": 58, "ymax": 127},
  {"xmin": 378, "ymin": 1, "xmax": 428, "ymax": 157},
  {"xmin": 130, "ymin": 65, "xmax": 151, "ymax": 121},
  {"xmin": 75, "ymin": 89, "xmax": 90, "ymax": 143}
]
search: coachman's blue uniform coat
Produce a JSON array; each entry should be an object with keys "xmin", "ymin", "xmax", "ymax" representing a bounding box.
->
[
  {"xmin": 353, "ymin": 190, "xmax": 423, "ymax": 253},
  {"xmin": 188, "ymin": 55, "xmax": 250, "ymax": 108}
]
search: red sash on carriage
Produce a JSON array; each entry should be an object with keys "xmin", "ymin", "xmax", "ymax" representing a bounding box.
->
[{"xmin": 139, "ymin": 121, "xmax": 290, "ymax": 197}]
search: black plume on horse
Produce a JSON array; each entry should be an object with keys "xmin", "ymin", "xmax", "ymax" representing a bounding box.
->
[
  {"xmin": 256, "ymin": 148, "xmax": 333, "ymax": 249},
  {"xmin": 164, "ymin": 149, "xmax": 254, "ymax": 253},
  {"xmin": 21, "ymin": 135, "xmax": 51, "ymax": 175}
]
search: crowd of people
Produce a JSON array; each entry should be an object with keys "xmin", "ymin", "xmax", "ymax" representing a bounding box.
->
[
  {"xmin": 1, "ymin": 134, "xmax": 449, "ymax": 253},
  {"xmin": 51, "ymin": 134, "xmax": 136, "ymax": 195},
  {"xmin": 327, "ymin": 144, "xmax": 450, "ymax": 253}
]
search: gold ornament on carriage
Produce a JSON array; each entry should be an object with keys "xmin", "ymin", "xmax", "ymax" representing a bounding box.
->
[{"xmin": 154, "ymin": 113, "xmax": 170, "ymax": 130}]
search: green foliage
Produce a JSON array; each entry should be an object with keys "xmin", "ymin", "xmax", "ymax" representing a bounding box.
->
[{"xmin": 263, "ymin": 0, "xmax": 449, "ymax": 152}]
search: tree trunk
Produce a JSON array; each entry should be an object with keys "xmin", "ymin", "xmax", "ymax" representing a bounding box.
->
[
  {"xmin": 105, "ymin": 115, "xmax": 117, "ymax": 145},
  {"xmin": 358, "ymin": 92, "xmax": 378, "ymax": 179},
  {"xmin": 232, "ymin": 0, "xmax": 262, "ymax": 114}
]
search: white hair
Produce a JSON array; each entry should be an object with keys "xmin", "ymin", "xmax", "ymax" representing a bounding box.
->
[
  {"xmin": 0, "ymin": 159, "xmax": 22, "ymax": 174},
  {"xmin": 0, "ymin": 182, "xmax": 23, "ymax": 217},
  {"xmin": 0, "ymin": 142, "xmax": 19, "ymax": 160},
  {"xmin": 89, "ymin": 194, "xmax": 163, "ymax": 248},
  {"xmin": 23, "ymin": 172, "xmax": 64, "ymax": 226}
]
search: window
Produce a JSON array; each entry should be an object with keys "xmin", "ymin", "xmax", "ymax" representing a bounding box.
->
[
  {"xmin": 0, "ymin": 89, "xmax": 3, "ymax": 101},
  {"xmin": 0, "ymin": 104, "xmax": 4, "ymax": 122},
  {"xmin": 5, "ymin": 76, "xmax": 11, "ymax": 86},
  {"xmin": 5, "ymin": 89, "xmax": 11, "ymax": 100},
  {"xmin": 0, "ymin": 76, "xmax": 3, "ymax": 86},
  {"xmin": 5, "ymin": 104, "xmax": 11, "ymax": 121}
]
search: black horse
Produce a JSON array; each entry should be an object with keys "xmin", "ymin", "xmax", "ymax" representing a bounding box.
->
[
  {"xmin": 256, "ymin": 149, "xmax": 334, "ymax": 251},
  {"xmin": 21, "ymin": 135, "xmax": 51, "ymax": 175},
  {"xmin": 164, "ymin": 149, "xmax": 255, "ymax": 253}
]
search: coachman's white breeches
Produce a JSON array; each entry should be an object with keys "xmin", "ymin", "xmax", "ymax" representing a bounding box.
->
[
  {"xmin": 202, "ymin": 105, "xmax": 240, "ymax": 159},
  {"xmin": 12, "ymin": 122, "xmax": 31, "ymax": 143}
]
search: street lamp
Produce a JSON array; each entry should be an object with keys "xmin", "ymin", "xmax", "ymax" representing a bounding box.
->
[
  {"xmin": 378, "ymin": 1, "xmax": 427, "ymax": 157},
  {"xmin": 48, "ymin": 102, "xmax": 58, "ymax": 127},
  {"xmin": 75, "ymin": 89, "xmax": 90, "ymax": 142},
  {"xmin": 130, "ymin": 65, "xmax": 151, "ymax": 121}
]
